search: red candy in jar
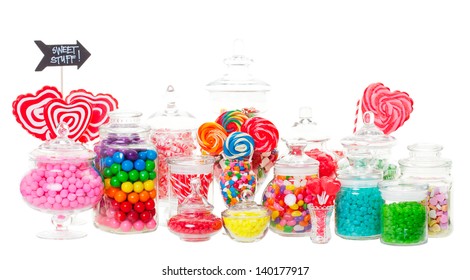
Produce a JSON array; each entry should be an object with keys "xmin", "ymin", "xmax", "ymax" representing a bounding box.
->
[
  {"xmin": 20, "ymin": 123, "xmax": 104, "ymax": 239},
  {"xmin": 167, "ymin": 178, "xmax": 222, "ymax": 241}
]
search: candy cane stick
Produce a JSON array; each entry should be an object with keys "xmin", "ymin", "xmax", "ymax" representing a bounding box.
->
[{"xmin": 353, "ymin": 98, "xmax": 361, "ymax": 134}]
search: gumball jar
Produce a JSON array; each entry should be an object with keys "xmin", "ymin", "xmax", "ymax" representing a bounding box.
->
[
  {"xmin": 398, "ymin": 143, "xmax": 452, "ymax": 237},
  {"xmin": 219, "ymin": 158, "xmax": 257, "ymax": 207},
  {"xmin": 262, "ymin": 141, "xmax": 319, "ymax": 236},
  {"xmin": 19, "ymin": 123, "xmax": 103, "ymax": 239},
  {"xmin": 168, "ymin": 178, "xmax": 222, "ymax": 241},
  {"xmin": 340, "ymin": 112, "xmax": 397, "ymax": 180},
  {"xmin": 206, "ymin": 39, "xmax": 270, "ymax": 116},
  {"xmin": 146, "ymin": 86, "xmax": 198, "ymax": 214},
  {"xmin": 288, "ymin": 106, "xmax": 339, "ymax": 178},
  {"xmin": 222, "ymin": 190, "xmax": 270, "ymax": 242},
  {"xmin": 379, "ymin": 180, "xmax": 428, "ymax": 246},
  {"xmin": 93, "ymin": 112, "xmax": 158, "ymax": 234},
  {"xmin": 335, "ymin": 165, "xmax": 383, "ymax": 240}
]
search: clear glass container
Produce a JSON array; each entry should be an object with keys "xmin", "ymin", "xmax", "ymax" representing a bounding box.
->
[
  {"xmin": 167, "ymin": 178, "xmax": 222, "ymax": 241},
  {"xmin": 262, "ymin": 141, "xmax": 319, "ymax": 236},
  {"xmin": 219, "ymin": 158, "xmax": 257, "ymax": 207},
  {"xmin": 288, "ymin": 106, "xmax": 339, "ymax": 178},
  {"xmin": 146, "ymin": 86, "xmax": 198, "ymax": 214},
  {"xmin": 93, "ymin": 112, "xmax": 158, "ymax": 233},
  {"xmin": 335, "ymin": 165, "xmax": 383, "ymax": 240},
  {"xmin": 206, "ymin": 39, "xmax": 270, "ymax": 115},
  {"xmin": 340, "ymin": 112, "xmax": 397, "ymax": 180},
  {"xmin": 379, "ymin": 180, "xmax": 428, "ymax": 246},
  {"xmin": 20, "ymin": 123, "xmax": 103, "ymax": 239},
  {"xmin": 222, "ymin": 190, "xmax": 270, "ymax": 242},
  {"xmin": 308, "ymin": 205, "xmax": 334, "ymax": 244},
  {"xmin": 166, "ymin": 155, "xmax": 215, "ymax": 221},
  {"xmin": 398, "ymin": 143, "xmax": 452, "ymax": 237}
]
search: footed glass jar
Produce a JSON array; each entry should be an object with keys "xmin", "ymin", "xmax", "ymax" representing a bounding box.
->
[
  {"xmin": 147, "ymin": 86, "xmax": 198, "ymax": 212},
  {"xmin": 379, "ymin": 180, "xmax": 428, "ymax": 246},
  {"xmin": 94, "ymin": 112, "xmax": 158, "ymax": 234},
  {"xmin": 219, "ymin": 158, "xmax": 257, "ymax": 207},
  {"xmin": 168, "ymin": 178, "xmax": 222, "ymax": 241},
  {"xmin": 262, "ymin": 141, "xmax": 319, "ymax": 236},
  {"xmin": 398, "ymin": 143, "xmax": 452, "ymax": 237},
  {"xmin": 222, "ymin": 190, "xmax": 270, "ymax": 242},
  {"xmin": 335, "ymin": 164, "xmax": 383, "ymax": 240},
  {"xmin": 20, "ymin": 123, "xmax": 103, "ymax": 239}
]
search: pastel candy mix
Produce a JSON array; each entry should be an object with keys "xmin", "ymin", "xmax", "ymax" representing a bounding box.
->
[
  {"xmin": 381, "ymin": 201, "xmax": 427, "ymax": 245},
  {"xmin": 335, "ymin": 186, "xmax": 383, "ymax": 238},
  {"xmin": 428, "ymin": 186, "xmax": 450, "ymax": 235},
  {"xmin": 151, "ymin": 129, "xmax": 196, "ymax": 199},
  {"xmin": 20, "ymin": 160, "xmax": 103, "ymax": 211},
  {"xmin": 262, "ymin": 175, "xmax": 316, "ymax": 235},
  {"xmin": 219, "ymin": 159, "xmax": 257, "ymax": 206}
]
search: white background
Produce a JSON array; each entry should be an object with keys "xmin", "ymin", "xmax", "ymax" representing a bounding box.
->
[{"xmin": 0, "ymin": 0, "xmax": 467, "ymax": 279}]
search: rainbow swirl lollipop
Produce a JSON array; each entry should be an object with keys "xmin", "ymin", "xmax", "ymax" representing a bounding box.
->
[
  {"xmin": 223, "ymin": 132, "xmax": 255, "ymax": 160},
  {"xmin": 197, "ymin": 122, "xmax": 228, "ymax": 155},
  {"xmin": 215, "ymin": 110, "xmax": 248, "ymax": 133},
  {"xmin": 241, "ymin": 117, "xmax": 279, "ymax": 153}
]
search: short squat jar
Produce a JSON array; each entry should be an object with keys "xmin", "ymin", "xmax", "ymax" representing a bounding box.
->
[
  {"xmin": 379, "ymin": 180, "xmax": 428, "ymax": 246},
  {"xmin": 335, "ymin": 168, "xmax": 383, "ymax": 239},
  {"xmin": 399, "ymin": 143, "xmax": 452, "ymax": 237},
  {"xmin": 94, "ymin": 112, "xmax": 158, "ymax": 233}
]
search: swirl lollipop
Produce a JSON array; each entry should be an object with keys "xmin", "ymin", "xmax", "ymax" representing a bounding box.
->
[
  {"xmin": 241, "ymin": 117, "xmax": 279, "ymax": 153},
  {"xmin": 216, "ymin": 110, "xmax": 249, "ymax": 133},
  {"xmin": 223, "ymin": 132, "xmax": 255, "ymax": 160},
  {"xmin": 197, "ymin": 122, "xmax": 228, "ymax": 155}
]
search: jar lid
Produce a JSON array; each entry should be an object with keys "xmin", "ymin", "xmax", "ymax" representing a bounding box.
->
[
  {"xmin": 146, "ymin": 85, "xmax": 198, "ymax": 131},
  {"xmin": 222, "ymin": 190, "xmax": 269, "ymax": 218},
  {"xmin": 167, "ymin": 155, "xmax": 215, "ymax": 174},
  {"xmin": 398, "ymin": 143, "xmax": 452, "ymax": 169},
  {"xmin": 177, "ymin": 178, "xmax": 214, "ymax": 214},
  {"xmin": 206, "ymin": 40, "xmax": 270, "ymax": 113},
  {"xmin": 379, "ymin": 180, "xmax": 428, "ymax": 202},
  {"xmin": 337, "ymin": 167, "xmax": 382, "ymax": 186},
  {"xmin": 285, "ymin": 107, "xmax": 330, "ymax": 143},
  {"xmin": 341, "ymin": 112, "xmax": 396, "ymax": 151},
  {"xmin": 100, "ymin": 111, "xmax": 149, "ymax": 135},
  {"xmin": 274, "ymin": 141, "xmax": 319, "ymax": 176},
  {"xmin": 31, "ymin": 123, "xmax": 95, "ymax": 161}
]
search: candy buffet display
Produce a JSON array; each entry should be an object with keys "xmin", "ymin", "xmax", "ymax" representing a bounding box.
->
[
  {"xmin": 398, "ymin": 143, "xmax": 452, "ymax": 237},
  {"xmin": 168, "ymin": 178, "xmax": 222, "ymax": 241},
  {"xmin": 93, "ymin": 112, "xmax": 158, "ymax": 233},
  {"xmin": 222, "ymin": 190, "xmax": 270, "ymax": 242}
]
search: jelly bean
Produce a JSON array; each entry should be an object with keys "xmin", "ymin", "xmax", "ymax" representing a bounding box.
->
[
  {"xmin": 222, "ymin": 211, "xmax": 269, "ymax": 241},
  {"xmin": 381, "ymin": 201, "xmax": 427, "ymax": 245}
]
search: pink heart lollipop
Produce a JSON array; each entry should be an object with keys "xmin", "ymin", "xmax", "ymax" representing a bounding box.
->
[{"xmin": 361, "ymin": 83, "xmax": 414, "ymax": 134}]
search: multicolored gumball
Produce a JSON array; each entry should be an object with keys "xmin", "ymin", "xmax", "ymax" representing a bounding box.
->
[{"xmin": 223, "ymin": 132, "xmax": 255, "ymax": 160}]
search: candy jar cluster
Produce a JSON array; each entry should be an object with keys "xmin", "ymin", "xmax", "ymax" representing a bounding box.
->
[
  {"xmin": 168, "ymin": 178, "xmax": 222, "ymax": 241},
  {"xmin": 20, "ymin": 123, "xmax": 103, "ymax": 239},
  {"xmin": 94, "ymin": 112, "xmax": 158, "ymax": 233}
]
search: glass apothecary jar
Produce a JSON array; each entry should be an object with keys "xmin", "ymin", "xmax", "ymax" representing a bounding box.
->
[
  {"xmin": 262, "ymin": 141, "xmax": 319, "ymax": 236},
  {"xmin": 379, "ymin": 180, "xmax": 428, "ymax": 246},
  {"xmin": 206, "ymin": 39, "xmax": 270, "ymax": 115},
  {"xmin": 167, "ymin": 178, "xmax": 222, "ymax": 241},
  {"xmin": 20, "ymin": 123, "xmax": 103, "ymax": 239},
  {"xmin": 398, "ymin": 143, "xmax": 452, "ymax": 237},
  {"xmin": 340, "ymin": 112, "xmax": 397, "ymax": 180},
  {"xmin": 146, "ymin": 86, "xmax": 198, "ymax": 218},
  {"xmin": 335, "ymin": 164, "xmax": 383, "ymax": 240},
  {"xmin": 222, "ymin": 190, "xmax": 270, "ymax": 242},
  {"xmin": 94, "ymin": 112, "xmax": 158, "ymax": 233}
]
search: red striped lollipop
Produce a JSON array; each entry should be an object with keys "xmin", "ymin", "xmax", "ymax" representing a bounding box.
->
[
  {"xmin": 361, "ymin": 83, "xmax": 414, "ymax": 135},
  {"xmin": 241, "ymin": 117, "xmax": 279, "ymax": 153}
]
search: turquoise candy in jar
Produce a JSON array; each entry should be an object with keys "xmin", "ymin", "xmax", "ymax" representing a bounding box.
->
[{"xmin": 262, "ymin": 141, "xmax": 319, "ymax": 236}]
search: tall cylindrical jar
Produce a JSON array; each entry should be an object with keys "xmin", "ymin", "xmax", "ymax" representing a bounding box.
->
[
  {"xmin": 335, "ymin": 165, "xmax": 383, "ymax": 239},
  {"xmin": 94, "ymin": 112, "xmax": 158, "ymax": 233},
  {"xmin": 379, "ymin": 180, "xmax": 428, "ymax": 246},
  {"xmin": 262, "ymin": 141, "xmax": 319, "ymax": 236},
  {"xmin": 398, "ymin": 143, "xmax": 452, "ymax": 237}
]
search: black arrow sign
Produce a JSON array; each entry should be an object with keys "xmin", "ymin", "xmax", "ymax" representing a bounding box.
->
[{"xmin": 35, "ymin": 40, "xmax": 91, "ymax": 71}]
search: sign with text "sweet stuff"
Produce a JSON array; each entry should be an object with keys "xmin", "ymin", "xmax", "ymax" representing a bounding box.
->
[{"xmin": 34, "ymin": 40, "xmax": 91, "ymax": 71}]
